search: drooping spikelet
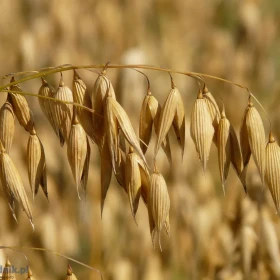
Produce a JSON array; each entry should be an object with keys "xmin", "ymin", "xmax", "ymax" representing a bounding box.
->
[
  {"xmin": 52, "ymin": 75, "xmax": 73, "ymax": 146},
  {"xmin": 2, "ymin": 258, "xmax": 16, "ymax": 280},
  {"xmin": 148, "ymin": 166, "xmax": 170, "ymax": 250},
  {"xmin": 203, "ymin": 87, "xmax": 220, "ymax": 143},
  {"xmin": 241, "ymin": 96, "xmax": 266, "ymax": 185},
  {"xmin": 105, "ymin": 95, "xmax": 148, "ymax": 172},
  {"xmin": 27, "ymin": 128, "xmax": 48, "ymax": 200},
  {"xmin": 91, "ymin": 73, "xmax": 116, "ymax": 145},
  {"xmin": 0, "ymin": 95, "xmax": 15, "ymax": 153},
  {"xmin": 217, "ymin": 108, "xmax": 231, "ymax": 194},
  {"xmin": 154, "ymin": 79, "xmax": 185, "ymax": 160},
  {"xmin": 67, "ymin": 111, "xmax": 90, "ymax": 199},
  {"xmin": 139, "ymin": 90, "xmax": 171, "ymax": 163},
  {"xmin": 0, "ymin": 140, "xmax": 33, "ymax": 227},
  {"xmin": 38, "ymin": 78, "xmax": 59, "ymax": 139},
  {"xmin": 125, "ymin": 146, "xmax": 150, "ymax": 220},
  {"xmin": 190, "ymin": 90, "xmax": 214, "ymax": 171},
  {"xmin": 72, "ymin": 70, "xmax": 95, "ymax": 142},
  {"xmin": 265, "ymin": 132, "xmax": 280, "ymax": 213},
  {"xmin": 9, "ymin": 77, "xmax": 34, "ymax": 133}
]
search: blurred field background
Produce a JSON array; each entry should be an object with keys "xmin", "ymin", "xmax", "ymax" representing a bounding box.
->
[{"xmin": 0, "ymin": 0, "xmax": 280, "ymax": 279}]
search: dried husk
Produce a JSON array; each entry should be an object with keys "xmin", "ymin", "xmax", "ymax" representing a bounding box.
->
[
  {"xmin": 0, "ymin": 141, "xmax": 33, "ymax": 227},
  {"xmin": 245, "ymin": 99, "xmax": 266, "ymax": 183},
  {"xmin": 105, "ymin": 96, "xmax": 148, "ymax": 170},
  {"xmin": 72, "ymin": 71, "xmax": 95, "ymax": 142},
  {"xmin": 154, "ymin": 84, "xmax": 185, "ymax": 159},
  {"xmin": 139, "ymin": 92, "xmax": 171, "ymax": 163},
  {"xmin": 52, "ymin": 77, "xmax": 73, "ymax": 145},
  {"xmin": 0, "ymin": 96, "xmax": 15, "ymax": 153},
  {"xmin": 26, "ymin": 267, "xmax": 35, "ymax": 280},
  {"xmin": 203, "ymin": 87, "xmax": 220, "ymax": 143},
  {"xmin": 148, "ymin": 169, "xmax": 170, "ymax": 250},
  {"xmin": 67, "ymin": 113, "xmax": 89, "ymax": 199},
  {"xmin": 125, "ymin": 148, "xmax": 142, "ymax": 219},
  {"xmin": 100, "ymin": 137, "xmax": 113, "ymax": 215},
  {"xmin": 217, "ymin": 109, "xmax": 231, "ymax": 194},
  {"xmin": 91, "ymin": 74, "xmax": 116, "ymax": 145},
  {"xmin": 38, "ymin": 78, "xmax": 59, "ymax": 138},
  {"xmin": 265, "ymin": 133, "xmax": 280, "ymax": 213},
  {"xmin": 2, "ymin": 258, "xmax": 16, "ymax": 280},
  {"xmin": 240, "ymin": 111, "xmax": 251, "ymax": 189},
  {"xmin": 9, "ymin": 77, "xmax": 34, "ymax": 133},
  {"xmin": 190, "ymin": 90, "xmax": 214, "ymax": 171},
  {"xmin": 65, "ymin": 265, "xmax": 78, "ymax": 280},
  {"xmin": 27, "ymin": 131, "xmax": 48, "ymax": 200}
]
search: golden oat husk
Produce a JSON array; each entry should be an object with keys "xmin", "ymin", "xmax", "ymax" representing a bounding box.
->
[
  {"xmin": 0, "ymin": 141, "xmax": 33, "ymax": 227},
  {"xmin": 105, "ymin": 96, "xmax": 148, "ymax": 169},
  {"xmin": 67, "ymin": 112, "xmax": 89, "ymax": 199},
  {"xmin": 0, "ymin": 96, "xmax": 15, "ymax": 153},
  {"xmin": 65, "ymin": 265, "xmax": 78, "ymax": 280},
  {"xmin": 27, "ymin": 129, "xmax": 48, "ymax": 201},
  {"xmin": 240, "ymin": 110, "xmax": 251, "ymax": 189},
  {"xmin": 26, "ymin": 267, "xmax": 35, "ymax": 280},
  {"xmin": 91, "ymin": 74, "xmax": 116, "ymax": 145},
  {"xmin": 154, "ymin": 82, "xmax": 185, "ymax": 160},
  {"xmin": 114, "ymin": 147, "xmax": 126, "ymax": 191},
  {"xmin": 100, "ymin": 137, "xmax": 113, "ymax": 215},
  {"xmin": 190, "ymin": 90, "xmax": 214, "ymax": 171},
  {"xmin": 265, "ymin": 133, "xmax": 280, "ymax": 213},
  {"xmin": 139, "ymin": 92, "xmax": 172, "ymax": 163},
  {"xmin": 125, "ymin": 147, "xmax": 142, "ymax": 219},
  {"xmin": 2, "ymin": 258, "xmax": 16, "ymax": 280},
  {"xmin": 149, "ymin": 167, "xmax": 170, "ymax": 250},
  {"xmin": 9, "ymin": 77, "xmax": 34, "ymax": 133},
  {"xmin": 52, "ymin": 75, "xmax": 73, "ymax": 146},
  {"xmin": 38, "ymin": 78, "xmax": 59, "ymax": 139},
  {"xmin": 72, "ymin": 71, "xmax": 95, "ymax": 142},
  {"xmin": 203, "ymin": 87, "xmax": 220, "ymax": 143},
  {"xmin": 217, "ymin": 108, "xmax": 231, "ymax": 194}
]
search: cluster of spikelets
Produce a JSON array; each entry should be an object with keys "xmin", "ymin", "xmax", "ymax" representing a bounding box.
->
[
  {"xmin": 1, "ymin": 258, "xmax": 78, "ymax": 279},
  {"xmin": 1, "ymin": 65, "xmax": 280, "ymax": 249}
]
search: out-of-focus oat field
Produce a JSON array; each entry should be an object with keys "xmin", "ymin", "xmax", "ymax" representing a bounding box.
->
[{"xmin": 0, "ymin": 1, "xmax": 280, "ymax": 279}]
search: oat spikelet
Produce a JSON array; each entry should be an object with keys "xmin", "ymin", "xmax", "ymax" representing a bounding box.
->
[
  {"xmin": 67, "ymin": 111, "xmax": 89, "ymax": 199},
  {"xmin": 2, "ymin": 258, "xmax": 16, "ymax": 280},
  {"xmin": 148, "ymin": 167, "xmax": 170, "ymax": 251},
  {"xmin": 217, "ymin": 108, "xmax": 231, "ymax": 194},
  {"xmin": 26, "ymin": 267, "xmax": 35, "ymax": 280},
  {"xmin": 203, "ymin": 87, "xmax": 220, "ymax": 143},
  {"xmin": 126, "ymin": 147, "xmax": 142, "ymax": 220},
  {"xmin": 52, "ymin": 75, "xmax": 73, "ymax": 146},
  {"xmin": 154, "ymin": 81, "xmax": 185, "ymax": 160},
  {"xmin": 38, "ymin": 78, "xmax": 59, "ymax": 138},
  {"xmin": 265, "ymin": 133, "xmax": 280, "ymax": 213},
  {"xmin": 245, "ymin": 97, "xmax": 266, "ymax": 183},
  {"xmin": 190, "ymin": 90, "xmax": 214, "ymax": 171},
  {"xmin": 139, "ymin": 91, "xmax": 171, "ymax": 163},
  {"xmin": 72, "ymin": 71, "xmax": 95, "ymax": 142},
  {"xmin": 9, "ymin": 77, "xmax": 34, "ymax": 133},
  {"xmin": 105, "ymin": 96, "xmax": 148, "ymax": 169},
  {"xmin": 65, "ymin": 265, "xmax": 78, "ymax": 280},
  {"xmin": 91, "ymin": 73, "xmax": 116, "ymax": 145},
  {"xmin": 27, "ymin": 129, "xmax": 48, "ymax": 201},
  {"xmin": 0, "ymin": 141, "xmax": 33, "ymax": 227},
  {"xmin": 229, "ymin": 125, "xmax": 245, "ymax": 192},
  {"xmin": 0, "ymin": 96, "xmax": 15, "ymax": 153},
  {"xmin": 100, "ymin": 138, "xmax": 112, "ymax": 215}
]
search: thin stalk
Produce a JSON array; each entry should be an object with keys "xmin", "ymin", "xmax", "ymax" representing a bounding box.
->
[
  {"xmin": 2, "ymin": 89, "xmax": 103, "ymax": 118},
  {"xmin": 0, "ymin": 245, "xmax": 103, "ymax": 280}
]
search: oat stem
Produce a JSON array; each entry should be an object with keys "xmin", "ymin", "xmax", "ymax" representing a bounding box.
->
[{"xmin": 0, "ymin": 245, "xmax": 103, "ymax": 280}]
